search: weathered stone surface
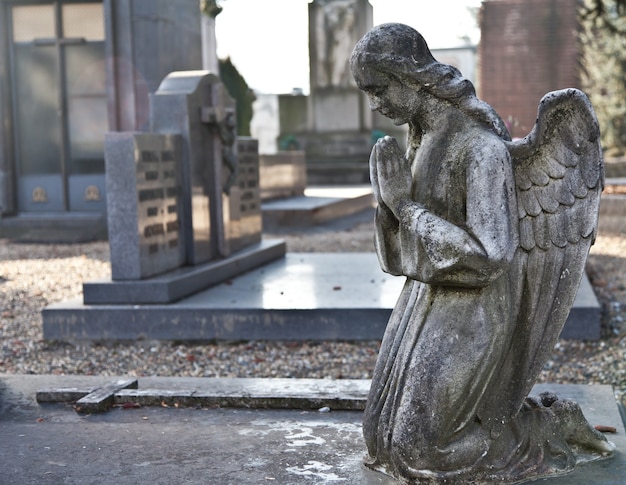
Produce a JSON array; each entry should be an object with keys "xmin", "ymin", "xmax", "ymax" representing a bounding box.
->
[
  {"xmin": 351, "ymin": 22, "xmax": 609, "ymax": 483},
  {"xmin": 115, "ymin": 389, "xmax": 196, "ymax": 408},
  {"xmin": 36, "ymin": 388, "xmax": 94, "ymax": 403},
  {"xmin": 6, "ymin": 375, "xmax": 624, "ymax": 484},
  {"xmin": 119, "ymin": 378, "xmax": 369, "ymax": 411}
]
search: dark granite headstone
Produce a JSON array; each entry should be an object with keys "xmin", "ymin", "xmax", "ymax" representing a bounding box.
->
[
  {"xmin": 228, "ymin": 137, "xmax": 262, "ymax": 253},
  {"xmin": 104, "ymin": 132, "xmax": 184, "ymax": 280}
]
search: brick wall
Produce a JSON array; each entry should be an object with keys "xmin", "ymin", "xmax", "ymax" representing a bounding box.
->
[{"xmin": 479, "ymin": 0, "xmax": 581, "ymax": 138}]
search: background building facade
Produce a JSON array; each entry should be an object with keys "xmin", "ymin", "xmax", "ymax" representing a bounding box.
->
[
  {"xmin": 479, "ymin": 0, "xmax": 581, "ymax": 138},
  {"xmin": 0, "ymin": 0, "xmax": 201, "ymax": 240}
]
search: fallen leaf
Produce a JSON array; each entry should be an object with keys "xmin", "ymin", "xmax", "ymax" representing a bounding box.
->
[
  {"xmin": 595, "ymin": 425, "xmax": 617, "ymax": 433},
  {"xmin": 121, "ymin": 402, "xmax": 141, "ymax": 409}
]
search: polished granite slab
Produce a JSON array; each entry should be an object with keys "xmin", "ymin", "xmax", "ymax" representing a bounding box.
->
[{"xmin": 43, "ymin": 253, "xmax": 600, "ymax": 341}]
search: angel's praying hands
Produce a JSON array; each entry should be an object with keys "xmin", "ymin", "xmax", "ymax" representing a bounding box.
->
[{"xmin": 369, "ymin": 136, "xmax": 412, "ymax": 218}]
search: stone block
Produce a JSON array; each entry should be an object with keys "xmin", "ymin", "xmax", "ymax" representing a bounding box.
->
[
  {"xmin": 312, "ymin": 89, "xmax": 362, "ymax": 132},
  {"xmin": 259, "ymin": 151, "xmax": 307, "ymax": 200}
]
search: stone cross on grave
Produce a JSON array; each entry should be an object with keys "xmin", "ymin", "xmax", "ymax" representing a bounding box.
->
[{"xmin": 150, "ymin": 71, "xmax": 238, "ymax": 266}]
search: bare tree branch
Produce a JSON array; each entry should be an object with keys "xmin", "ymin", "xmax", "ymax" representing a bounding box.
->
[{"xmin": 581, "ymin": 0, "xmax": 626, "ymax": 33}]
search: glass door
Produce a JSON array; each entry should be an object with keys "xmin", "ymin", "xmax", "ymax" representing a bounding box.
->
[{"xmin": 11, "ymin": 1, "xmax": 107, "ymax": 212}]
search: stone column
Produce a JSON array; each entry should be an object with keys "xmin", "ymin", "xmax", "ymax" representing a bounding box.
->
[{"xmin": 201, "ymin": 15, "xmax": 219, "ymax": 73}]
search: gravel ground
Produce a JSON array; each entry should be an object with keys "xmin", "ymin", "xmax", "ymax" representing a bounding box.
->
[{"xmin": 1, "ymin": 210, "xmax": 625, "ymax": 407}]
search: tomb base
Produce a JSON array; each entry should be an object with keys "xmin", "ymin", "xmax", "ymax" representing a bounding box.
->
[
  {"xmin": 42, "ymin": 253, "xmax": 600, "ymax": 342},
  {"xmin": 81, "ymin": 239, "xmax": 286, "ymax": 305},
  {"xmin": 1, "ymin": 374, "xmax": 623, "ymax": 485}
]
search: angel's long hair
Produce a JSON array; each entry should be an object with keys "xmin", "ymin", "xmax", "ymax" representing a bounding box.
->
[{"xmin": 350, "ymin": 23, "xmax": 511, "ymax": 155}]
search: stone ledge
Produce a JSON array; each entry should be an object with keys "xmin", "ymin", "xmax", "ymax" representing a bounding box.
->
[
  {"xmin": 36, "ymin": 377, "xmax": 370, "ymax": 412},
  {"xmin": 81, "ymin": 239, "xmax": 286, "ymax": 305},
  {"xmin": 261, "ymin": 185, "xmax": 375, "ymax": 229}
]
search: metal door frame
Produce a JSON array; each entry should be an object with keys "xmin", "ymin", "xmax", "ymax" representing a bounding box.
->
[{"xmin": 8, "ymin": 0, "xmax": 104, "ymax": 212}]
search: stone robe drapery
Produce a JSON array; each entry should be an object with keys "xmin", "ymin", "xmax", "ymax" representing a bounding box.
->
[{"xmin": 364, "ymin": 137, "xmax": 522, "ymax": 478}]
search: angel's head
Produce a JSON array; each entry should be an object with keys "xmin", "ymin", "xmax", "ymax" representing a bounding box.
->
[
  {"xmin": 351, "ymin": 24, "xmax": 472, "ymax": 108},
  {"xmin": 350, "ymin": 23, "xmax": 510, "ymax": 138}
]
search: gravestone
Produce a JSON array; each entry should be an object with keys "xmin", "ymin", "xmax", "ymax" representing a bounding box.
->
[
  {"xmin": 150, "ymin": 71, "xmax": 237, "ymax": 265},
  {"xmin": 71, "ymin": 70, "xmax": 285, "ymax": 306},
  {"xmin": 105, "ymin": 133, "xmax": 184, "ymax": 280},
  {"xmin": 228, "ymin": 137, "xmax": 262, "ymax": 253},
  {"xmin": 259, "ymin": 151, "xmax": 307, "ymax": 201},
  {"xmin": 275, "ymin": 0, "xmax": 407, "ymax": 184},
  {"xmin": 304, "ymin": 0, "xmax": 374, "ymax": 169}
]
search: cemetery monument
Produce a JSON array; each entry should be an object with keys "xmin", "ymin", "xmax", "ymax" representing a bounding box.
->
[
  {"xmin": 71, "ymin": 70, "xmax": 284, "ymax": 310},
  {"xmin": 277, "ymin": 0, "xmax": 405, "ymax": 183},
  {"xmin": 351, "ymin": 23, "xmax": 614, "ymax": 483}
]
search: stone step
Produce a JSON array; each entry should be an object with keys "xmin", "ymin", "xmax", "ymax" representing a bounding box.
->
[
  {"xmin": 82, "ymin": 239, "xmax": 286, "ymax": 305},
  {"xmin": 261, "ymin": 185, "xmax": 374, "ymax": 229}
]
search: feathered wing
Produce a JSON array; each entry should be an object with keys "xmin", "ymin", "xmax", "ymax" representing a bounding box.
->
[{"xmin": 480, "ymin": 89, "xmax": 604, "ymax": 428}]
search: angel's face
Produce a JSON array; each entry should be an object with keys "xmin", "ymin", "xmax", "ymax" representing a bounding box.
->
[{"xmin": 355, "ymin": 67, "xmax": 417, "ymax": 125}]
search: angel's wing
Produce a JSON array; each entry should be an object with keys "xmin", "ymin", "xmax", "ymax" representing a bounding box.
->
[
  {"xmin": 509, "ymin": 88, "xmax": 604, "ymax": 252},
  {"xmin": 480, "ymin": 89, "xmax": 604, "ymax": 429}
]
